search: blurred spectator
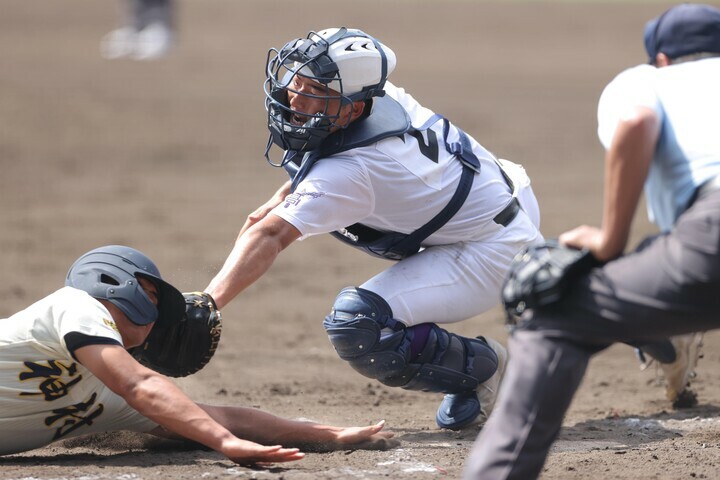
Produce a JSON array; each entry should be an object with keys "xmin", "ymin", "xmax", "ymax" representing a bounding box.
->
[{"xmin": 101, "ymin": 0, "xmax": 175, "ymax": 61}]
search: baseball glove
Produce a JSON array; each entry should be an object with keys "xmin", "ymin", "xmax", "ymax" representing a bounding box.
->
[
  {"xmin": 502, "ymin": 240, "xmax": 600, "ymax": 324},
  {"xmin": 133, "ymin": 292, "xmax": 222, "ymax": 377}
]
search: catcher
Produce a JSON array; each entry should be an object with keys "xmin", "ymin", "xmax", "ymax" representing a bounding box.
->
[
  {"xmin": 0, "ymin": 245, "xmax": 396, "ymax": 463},
  {"xmin": 205, "ymin": 26, "xmax": 544, "ymax": 431}
]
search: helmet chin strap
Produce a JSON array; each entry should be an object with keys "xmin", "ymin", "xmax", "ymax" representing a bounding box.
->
[{"xmin": 355, "ymin": 35, "xmax": 388, "ymax": 101}]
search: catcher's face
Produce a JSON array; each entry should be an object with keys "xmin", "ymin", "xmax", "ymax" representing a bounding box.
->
[
  {"xmin": 114, "ymin": 277, "xmax": 159, "ymax": 348},
  {"xmin": 286, "ymin": 74, "xmax": 354, "ymax": 131}
]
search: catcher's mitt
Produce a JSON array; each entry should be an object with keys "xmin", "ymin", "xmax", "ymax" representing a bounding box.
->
[
  {"xmin": 502, "ymin": 240, "xmax": 600, "ymax": 324},
  {"xmin": 133, "ymin": 292, "xmax": 222, "ymax": 377}
]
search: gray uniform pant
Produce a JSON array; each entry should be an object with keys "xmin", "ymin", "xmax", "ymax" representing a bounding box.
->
[{"xmin": 463, "ymin": 189, "xmax": 720, "ymax": 480}]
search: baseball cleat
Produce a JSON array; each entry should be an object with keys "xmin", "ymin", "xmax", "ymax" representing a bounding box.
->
[
  {"xmin": 435, "ymin": 336, "xmax": 508, "ymax": 430},
  {"xmin": 436, "ymin": 391, "xmax": 481, "ymax": 430},
  {"xmin": 660, "ymin": 333, "xmax": 703, "ymax": 408}
]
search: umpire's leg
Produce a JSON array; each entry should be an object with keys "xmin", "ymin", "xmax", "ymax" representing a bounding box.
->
[
  {"xmin": 464, "ymin": 191, "xmax": 720, "ymax": 479},
  {"xmin": 462, "ymin": 330, "xmax": 598, "ymax": 480}
]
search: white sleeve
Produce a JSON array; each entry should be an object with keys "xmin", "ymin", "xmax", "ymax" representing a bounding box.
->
[
  {"xmin": 597, "ymin": 65, "xmax": 663, "ymax": 149},
  {"xmin": 55, "ymin": 290, "xmax": 124, "ymax": 350},
  {"xmin": 271, "ymin": 154, "xmax": 374, "ymax": 238}
]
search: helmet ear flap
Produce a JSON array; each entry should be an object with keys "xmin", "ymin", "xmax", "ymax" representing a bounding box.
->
[
  {"xmin": 65, "ymin": 245, "xmax": 184, "ymax": 327},
  {"xmin": 99, "ymin": 273, "xmax": 121, "ymax": 286}
]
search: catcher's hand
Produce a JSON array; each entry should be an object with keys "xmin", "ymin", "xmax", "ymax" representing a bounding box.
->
[
  {"xmin": 133, "ymin": 292, "xmax": 222, "ymax": 377},
  {"xmin": 502, "ymin": 240, "xmax": 600, "ymax": 324}
]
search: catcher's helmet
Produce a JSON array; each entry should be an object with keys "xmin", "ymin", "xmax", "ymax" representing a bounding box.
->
[
  {"xmin": 65, "ymin": 245, "xmax": 185, "ymax": 326},
  {"xmin": 264, "ymin": 27, "xmax": 396, "ymax": 158}
]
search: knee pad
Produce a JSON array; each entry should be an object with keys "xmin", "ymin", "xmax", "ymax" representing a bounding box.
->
[
  {"xmin": 323, "ymin": 287, "xmax": 500, "ymax": 393},
  {"xmin": 323, "ymin": 287, "xmax": 410, "ymax": 382},
  {"xmin": 323, "ymin": 287, "xmax": 398, "ymax": 360}
]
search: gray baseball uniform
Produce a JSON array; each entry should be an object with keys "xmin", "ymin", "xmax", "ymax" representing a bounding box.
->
[{"xmin": 464, "ymin": 17, "xmax": 720, "ymax": 480}]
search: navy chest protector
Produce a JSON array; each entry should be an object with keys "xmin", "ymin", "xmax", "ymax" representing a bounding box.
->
[{"xmin": 283, "ymin": 95, "xmax": 491, "ymax": 261}]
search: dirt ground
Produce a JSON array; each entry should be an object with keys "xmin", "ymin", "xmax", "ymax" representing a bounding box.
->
[{"xmin": 2, "ymin": 1, "xmax": 719, "ymax": 478}]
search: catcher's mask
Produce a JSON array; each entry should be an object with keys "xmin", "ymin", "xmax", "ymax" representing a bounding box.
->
[
  {"xmin": 65, "ymin": 245, "xmax": 185, "ymax": 326},
  {"xmin": 263, "ymin": 27, "xmax": 396, "ymax": 164}
]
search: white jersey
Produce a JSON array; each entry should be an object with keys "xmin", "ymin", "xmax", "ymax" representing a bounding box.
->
[
  {"xmin": 272, "ymin": 82, "xmax": 539, "ymax": 245},
  {"xmin": 597, "ymin": 58, "xmax": 720, "ymax": 231},
  {"xmin": 0, "ymin": 287, "xmax": 156, "ymax": 455},
  {"xmin": 271, "ymin": 82, "xmax": 542, "ymax": 327}
]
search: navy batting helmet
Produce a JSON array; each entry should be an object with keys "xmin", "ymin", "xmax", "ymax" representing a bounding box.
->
[{"xmin": 65, "ymin": 245, "xmax": 185, "ymax": 326}]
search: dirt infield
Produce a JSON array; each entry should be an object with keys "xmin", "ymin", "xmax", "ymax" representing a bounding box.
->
[{"xmin": 2, "ymin": 1, "xmax": 719, "ymax": 479}]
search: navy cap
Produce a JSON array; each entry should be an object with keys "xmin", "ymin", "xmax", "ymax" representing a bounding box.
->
[{"xmin": 644, "ymin": 3, "xmax": 720, "ymax": 64}]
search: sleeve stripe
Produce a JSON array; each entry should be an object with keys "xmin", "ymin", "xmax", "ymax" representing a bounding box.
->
[{"xmin": 64, "ymin": 332, "xmax": 123, "ymax": 361}]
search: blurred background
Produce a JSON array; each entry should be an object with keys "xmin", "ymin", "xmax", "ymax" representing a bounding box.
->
[{"xmin": 0, "ymin": 0, "xmax": 674, "ymax": 316}]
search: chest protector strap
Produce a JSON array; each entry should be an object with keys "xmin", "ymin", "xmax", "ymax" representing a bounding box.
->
[{"xmin": 284, "ymin": 97, "xmax": 483, "ymax": 261}]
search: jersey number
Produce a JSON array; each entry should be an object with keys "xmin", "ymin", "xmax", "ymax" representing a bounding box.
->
[{"xmin": 408, "ymin": 129, "xmax": 439, "ymax": 163}]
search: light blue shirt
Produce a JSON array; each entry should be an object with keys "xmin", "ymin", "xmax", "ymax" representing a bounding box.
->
[{"xmin": 597, "ymin": 58, "xmax": 720, "ymax": 232}]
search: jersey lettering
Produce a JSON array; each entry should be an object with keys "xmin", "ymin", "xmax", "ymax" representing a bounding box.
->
[
  {"xmin": 283, "ymin": 190, "xmax": 325, "ymax": 208},
  {"xmin": 45, "ymin": 392, "xmax": 105, "ymax": 440},
  {"xmin": 18, "ymin": 360, "xmax": 105, "ymax": 440},
  {"xmin": 19, "ymin": 360, "xmax": 82, "ymax": 401}
]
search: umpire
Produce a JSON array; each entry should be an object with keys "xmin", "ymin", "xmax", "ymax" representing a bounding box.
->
[{"xmin": 465, "ymin": 3, "xmax": 720, "ymax": 479}]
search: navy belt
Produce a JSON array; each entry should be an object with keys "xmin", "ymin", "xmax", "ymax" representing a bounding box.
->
[{"xmin": 493, "ymin": 197, "xmax": 521, "ymax": 227}]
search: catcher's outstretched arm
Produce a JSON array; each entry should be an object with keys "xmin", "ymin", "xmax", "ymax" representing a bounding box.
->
[
  {"xmin": 206, "ymin": 213, "xmax": 301, "ymax": 309},
  {"xmin": 238, "ymin": 181, "xmax": 292, "ymax": 238}
]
